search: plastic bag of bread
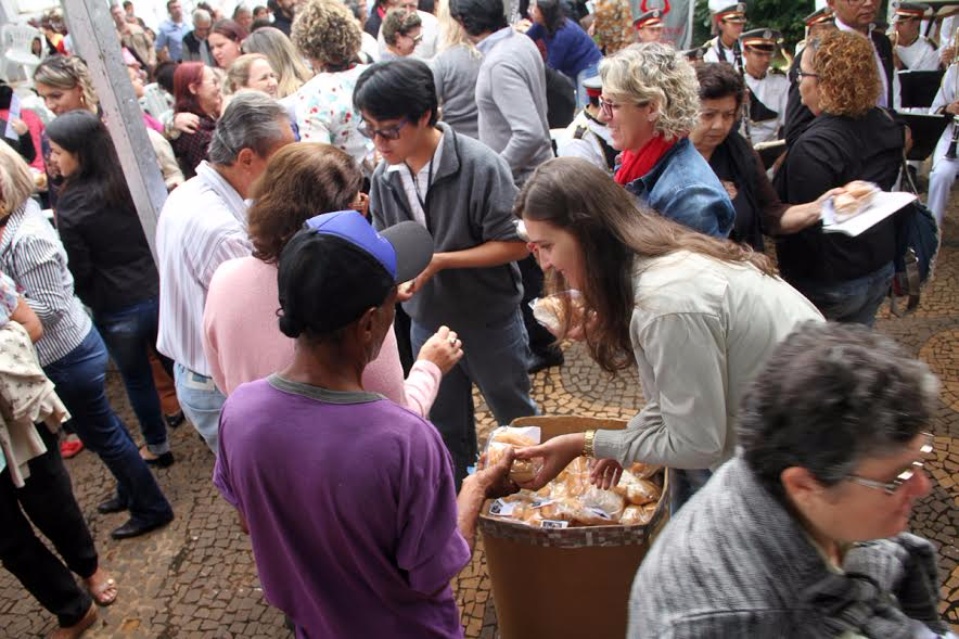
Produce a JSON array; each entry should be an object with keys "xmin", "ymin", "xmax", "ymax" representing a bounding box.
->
[
  {"xmin": 620, "ymin": 503, "xmax": 658, "ymax": 526},
  {"xmin": 530, "ymin": 291, "xmax": 583, "ymax": 336},
  {"xmin": 485, "ymin": 426, "xmax": 541, "ymax": 483},
  {"xmin": 828, "ymin": 180, "xmax": 879, "ymax": 223},
  {"xmin": 580, "ymin": 486, "xmax": 626, "ymax": 522},
  {"xmin": 612, "ymin": 470, "xmax": 662, "ymax": 505},
  {"xmin": 555, "ymin": 456, "xmax": 591, "ymax": 498}
]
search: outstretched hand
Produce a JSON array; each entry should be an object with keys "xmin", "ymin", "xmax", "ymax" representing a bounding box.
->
[{"xmin": 512, "ymin": 433, "xmax": 584, "ymax": 491}]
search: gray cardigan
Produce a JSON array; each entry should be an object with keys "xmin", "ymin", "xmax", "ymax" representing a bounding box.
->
[
  {"xmin": 369, "ymin": 123, "xmax": 523, "ymax": 329},
  {"xmin": 629, "ymin": 457, "xmax": 948, "ymax": 638},
  {"xmin": 475, "ymin": 27, "xmax": 553, "ymax": 186},
  {"xmin": 432, "ymin": 44, "xmax": 483, "ymax": 140}
]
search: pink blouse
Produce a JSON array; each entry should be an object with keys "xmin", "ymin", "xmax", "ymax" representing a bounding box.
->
[{"xmin": 202, "ymin": 256, "xmax": 441, "ymax": 416}]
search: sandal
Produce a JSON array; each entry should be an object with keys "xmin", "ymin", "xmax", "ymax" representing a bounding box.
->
[
  {"xmin": 48, "ymin": 603, "xmax": 97, "ymax": 639},
  {"xmin": 83, "ymin": 568, "xmax": 118, "ymax": 606}
]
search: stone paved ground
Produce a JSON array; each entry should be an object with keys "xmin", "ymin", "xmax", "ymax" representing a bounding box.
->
[{"xmin": 3, "ymin": 198, "xmax": 959, "ymax": 638}]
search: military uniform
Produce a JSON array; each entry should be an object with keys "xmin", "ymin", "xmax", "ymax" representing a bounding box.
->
[
  {"xmin": 740, "ymin": 28, "xmax": 788, "ymax": 146},
  {"xmin": 702, "ymin": 3, "xmax": 746, "ymax": 72}
]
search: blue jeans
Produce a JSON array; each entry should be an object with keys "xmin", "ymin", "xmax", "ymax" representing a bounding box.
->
[
  {"xmin": 96, "ymin": 297, "xmax": 170, "ymax": 455},
  {"xmin": 43, "ymin": 329, "xmax": 173, "ymax": 525},
  {"xmin": 411, "ymin": 309, "xmax": 538, "ymax": 487},
  {"xmin": 174, "ymin": 363, "xmax": 225, "ymax": 455},
  {"xmin": 793, "ymin": 262, "xmax": 895, "ymax": 327}
]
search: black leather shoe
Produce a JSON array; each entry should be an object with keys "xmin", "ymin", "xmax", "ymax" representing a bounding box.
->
[
  {"xmin": 164, "ymin": 411, "xmax": 184, "ymax": 429},
  {"xmin": 97, "ymin": 497, "xmax": 127, "ymax": 514},
  {"xmin": 528, "ymin": 347, "xmax": 565, "ymax": 374},
  {"xmin": 111, "ymin": 513, "xmax": 173, "ymax": 540},
  {"xmin": 140, "ymin": 448, "xmax": 175, "ymax": 468}
]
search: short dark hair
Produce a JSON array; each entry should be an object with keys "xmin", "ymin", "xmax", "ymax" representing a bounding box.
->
[
  {"xmin": 354, "ymin": 59, "xmax": 438, "ymax": 127},
  {"xmin": 535, "ymin": 0, "xmax": 566, "ymax": 36},
  {"xmin": 154, "ymin": 60, "xmax": 178, "ymax": 94},
  {"xmin": 738, "ymin": 322, "xmax": 938, "ymax": 502},
  {"xmin": 450, "ymin": 0, "xmax": 506, "ymax": 37},
  {"xmin": 695, "ymin": 61, "xmax": 744, "ymax": 108},
  {"xmin": 123, "ymin": 1, "xmax": 133, "ymax": 9},
  {"xmin": 167, "ymin": 0, "xmax": 178, "ymax": 11}
]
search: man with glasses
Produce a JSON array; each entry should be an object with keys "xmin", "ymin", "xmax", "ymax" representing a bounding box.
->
[
  {"xmin": 628, "ymin": 322, "xmax": 951, "ymax": 637},
  {"xmin": 376, "ymin": 0, "xmax": 440, "ymax": 59},
  {"xmin": 828, "ymin": 0, "xmax": 894, "ymax": 106},
  {"xmin": 354, "ymin": 59, "xmax": 536, "ymax": 489}
]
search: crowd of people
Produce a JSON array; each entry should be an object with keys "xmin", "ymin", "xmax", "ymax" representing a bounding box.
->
[{"xmin": 0, "ymin": 0, "xmax": 957, "ymax": 637}]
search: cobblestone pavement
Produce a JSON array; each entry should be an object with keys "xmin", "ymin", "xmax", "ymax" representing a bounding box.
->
[{"xmin": 3, "ymin": 206, "xmax": 959, "ymax": 638}]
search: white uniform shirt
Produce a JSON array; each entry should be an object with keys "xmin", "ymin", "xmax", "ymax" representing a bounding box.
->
[
  {"xmin": 557, "ymin": 110, "xmax": 616, "ymax": 174},
  {"xmin": 897, "ymin": 36, "xmax": 940, "ymax": 70},
  {"xmin": 703, "ymin": 37, "xmax": 740, "ymax": 67},
  {"xmin": 744, "ymin": 71, "xmax": 789, "ymax": 145}
]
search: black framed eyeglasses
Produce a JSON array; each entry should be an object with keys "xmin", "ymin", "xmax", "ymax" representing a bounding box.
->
[
  {"xmin": 357, "ymin": 118, "xmax": 410, "ymax": 141},
  {"xmin": 845, "ymin": 433, "xmax": 935, "ymax": 495},
  {"xmin": 796, "ymin": 70, "xmax": 819, "ymax": 81}
]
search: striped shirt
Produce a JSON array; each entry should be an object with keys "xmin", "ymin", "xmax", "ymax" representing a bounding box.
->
[
  {"xmin": 156, "ymin": 160, "xmax": 252, "ymax": 376},
  {"xmin": 0, "ymin": 199, "xmax": 92, "ymax": 366}
]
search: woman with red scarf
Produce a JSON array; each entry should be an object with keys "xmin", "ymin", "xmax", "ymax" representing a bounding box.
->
[{"xmin": 599, "ymin": 43, "xmax": 734, "ymax": 238}]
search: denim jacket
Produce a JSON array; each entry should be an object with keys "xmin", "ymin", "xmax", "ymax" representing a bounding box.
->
[{"xmin": 624, "ymin": 137, "xmax": 735, "ymax": 238}]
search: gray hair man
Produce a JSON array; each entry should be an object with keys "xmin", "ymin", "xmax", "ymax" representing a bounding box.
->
[
  {"xmin": 182, "ymin": 8, "xmax": 215, "ymax": 65},
  {"xmin": 156, "ymin": 91, "xmax": 295, "ymax": 454}
]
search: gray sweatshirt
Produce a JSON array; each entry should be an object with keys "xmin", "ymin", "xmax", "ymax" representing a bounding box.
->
[
  {"xmin": 475, "ymin": 27, "xmax": 553, "ymax": 186},
  {"xmin": 369, "ymin": 123, "xmax": 524, "ymax": 329},
  {"xmin": 432, "ymin": 44, "xmax": 483, "ymax": 140}
]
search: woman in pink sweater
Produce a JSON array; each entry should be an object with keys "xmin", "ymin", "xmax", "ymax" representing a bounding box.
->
[{"xmin": 202, "ymin": 143, "xmax": 460, "ymax": 415}]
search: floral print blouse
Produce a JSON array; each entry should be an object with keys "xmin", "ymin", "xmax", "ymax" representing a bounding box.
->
[{"xmin": 292, "ymin": 64, "xmax": 376, "ymax": 175}]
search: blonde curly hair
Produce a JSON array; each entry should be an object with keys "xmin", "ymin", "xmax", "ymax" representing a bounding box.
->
[
  {"xmin": 807, "ymin": 30, "xmax": 880, "ymax": 118},
  {"xmin": 291, "ymin": 0, "xmax": 362, "ymax": 70},
  {"xmin": 599, "ymin": 43, "xmax": 700, "ymax": 142}
]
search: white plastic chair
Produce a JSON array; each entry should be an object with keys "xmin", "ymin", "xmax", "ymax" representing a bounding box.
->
[{"xmin": 1, "ymin": 24, "xmax": 43, "ymax": 84}]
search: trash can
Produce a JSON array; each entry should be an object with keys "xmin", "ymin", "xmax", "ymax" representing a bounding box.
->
[{"xmin": 479, "ymin": 415, "xmax": 669, "ymax": 639}]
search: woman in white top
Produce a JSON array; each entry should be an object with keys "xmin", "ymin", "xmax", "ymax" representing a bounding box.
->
[
  {"xmin": 290, "ymin": 0, "xmax": 376, "ymax": 173},
  {"xmin": 513, "ymin": 157, "xmax": 824, "ymax": 509}
]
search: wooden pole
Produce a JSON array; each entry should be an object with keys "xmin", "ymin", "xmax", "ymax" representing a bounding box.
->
[{"xmin": 61, "ymin": 0, "xmax": 167, "ymax": 261}]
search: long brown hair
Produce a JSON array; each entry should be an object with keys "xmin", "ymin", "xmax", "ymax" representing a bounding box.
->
[
  {"xmin": 515, "ymin": 157, "xmax": 777, "ymax": 373},
  {"xmin": 247, "ymin": 142, "xmax": 363, "ymax": 263}
]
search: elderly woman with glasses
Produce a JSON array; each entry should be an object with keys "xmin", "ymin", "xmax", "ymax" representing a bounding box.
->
[
  {"xmin": 774, "ymin": 30, "xmax": 904, "ymax": 326},
  {"xmin": 629, "ymin": 322, "xmax": 950, "ymax": 637},
  {"xmin": 598, "ymin": 43, "xmax": 734, "ymax": 238},
  {"xmin": 381, "ymin": 7, "xmax": 423, "ymax": 60}
]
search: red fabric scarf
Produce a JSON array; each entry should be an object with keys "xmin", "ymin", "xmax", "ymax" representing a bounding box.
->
[{"xmin": 614, "ymin": 135, "xmax": 676, "ymax": 186}]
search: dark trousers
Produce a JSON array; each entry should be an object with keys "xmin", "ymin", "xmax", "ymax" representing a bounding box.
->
[
  {"xmin": 518, "ymin": 255, "xmax": 557, "ymax": 357},
  {"xmin": 43, "ymin": 328, "xmax": 173, "ymax": 523},
  {"xmin": 0, "ymin": 426, "xmax": 95, "ymax": 627},
  {"xmin": 96, "ymin": 296, "xmax": 173, "ymax": 452}
]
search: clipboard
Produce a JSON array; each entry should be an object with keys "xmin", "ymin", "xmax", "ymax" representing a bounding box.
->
[
  {"xmin": 897, "ymin": 112, "xmax": 952, "ymax": 161},
  {"xmin": 897, "ymin": 70, "xmax": 945, "ymax": 109}
]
